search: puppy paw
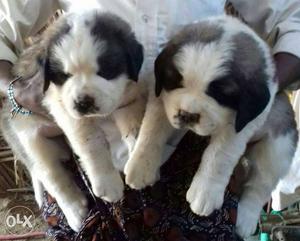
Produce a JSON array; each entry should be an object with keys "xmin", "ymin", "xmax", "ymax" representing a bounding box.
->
[
  {"xmin": 91, "ymin": 171, "xmax": 124, "ymax": 202},
  {"xmin": 124, "ymin": 151, "xmax": 160, "ymax": 190},
  {"xmin": 58, "ymin": 190, "xmax": 88, "ymax": 232},
  {"xmin": 236, "ymin": 200, "xmax": 259, "ymax": 238},
  {"xmin": 186, "ymin": 175, "xmax": 224, "ymax": 216}
]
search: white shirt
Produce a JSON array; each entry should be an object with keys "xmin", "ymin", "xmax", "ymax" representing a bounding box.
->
[
  {"xmin": 272, "ymin": 92, "xmax": 300, "ymax": 209},
  {"xmin": 1, "ymin": 0, "xmax": 300, "ymax": 165}
]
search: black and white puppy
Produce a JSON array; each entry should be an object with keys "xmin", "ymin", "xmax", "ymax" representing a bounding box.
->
[
  {"xmin": 1, "ymin": 10, "xmax": 145, "ymax": 231},
  {"xmin": 124, "ymin": 16, "xmax": 298, "ymax": 237}
]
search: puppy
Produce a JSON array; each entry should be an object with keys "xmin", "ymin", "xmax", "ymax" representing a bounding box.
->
[
  {"xmin": 124, "ymin": 16, "xmax": 298, "ymax": 237},
  {"xmin": 1, "ymin": 10, "xmax": 145, "ymax": 231}
]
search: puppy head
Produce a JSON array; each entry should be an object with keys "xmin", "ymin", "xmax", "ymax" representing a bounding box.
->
[
  {"xmin": 44, "ymin": 11, "xmax": 143, "ymax": 119},
  {"xmin": 155, "ymin": 17, "xmax": 275, "ymax": 135}
]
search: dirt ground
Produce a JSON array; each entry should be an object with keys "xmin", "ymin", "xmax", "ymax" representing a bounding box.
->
[{"xmin": 0, "ymin": 193, "xmax": 50, "ymax": 240}]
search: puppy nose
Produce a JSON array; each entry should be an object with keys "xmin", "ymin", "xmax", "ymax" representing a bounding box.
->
[
  {"xmin": 74, "ymin": 95, "xmax": 95, "ymax": 114},
  {"xmin": 177, "ymin": 110, "xmax": 200, "ymax": 124}
]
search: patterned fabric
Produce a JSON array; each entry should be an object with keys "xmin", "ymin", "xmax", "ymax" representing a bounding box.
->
[{"xmin": 42, "ymin": 132, "xmax": 244, "ymax": 241}]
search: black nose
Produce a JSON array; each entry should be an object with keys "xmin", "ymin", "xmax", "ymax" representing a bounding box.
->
[
  {"xmin": 74, "ymin": 95, "xmax": 95, "ymax": 114},
  {"xmin": 176, "ymin": 110, "xmax": 200, "ymax": 126}
]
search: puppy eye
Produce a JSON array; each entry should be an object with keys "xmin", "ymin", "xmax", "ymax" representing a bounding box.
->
[
  {"xmin": 54, "ymin": 71, "xmax": 72, "ymax": 81},
  {"xmin": 60, "ymin": 72, "xmax": 72, "ymax": 79}
]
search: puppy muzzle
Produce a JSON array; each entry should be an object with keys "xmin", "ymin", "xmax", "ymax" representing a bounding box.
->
[
  {"xmin": 74, "ymin": 95, "xmax": 99, "ymax": 115},
  {"xmin": 175, "ymin": 110, "xmax": 200, "ymax": 128}
]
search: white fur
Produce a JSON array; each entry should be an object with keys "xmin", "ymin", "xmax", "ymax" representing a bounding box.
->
[
  {"xmin": 125, "ymin": 16, "xmax": 296, "ymax": 238},
  {"xmin": 0, "ymin": 106, "xmax": 88, "ymax": 231},
  {"xmin": 52, "ymin": 15, "xmax": 130, "ymax": 119},
  {"xmin": 236, "ymin": 133, "xmax": 296, "ymax": 237},
  {"xmin": 41, "ymin": 12, "xmax": 146, "ymax": 228},
  {"xmin": 124, "ymin": 94, "xmax": 173, "ymax": 189},
  {"xmin": 1, "ymin": 11, "xmax": 146, "ymax": 232}
]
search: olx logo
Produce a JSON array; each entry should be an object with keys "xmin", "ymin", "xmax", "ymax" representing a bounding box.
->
[{"xmin": 5, "ymin": 206, "xmax": 35, "ymax": 234}]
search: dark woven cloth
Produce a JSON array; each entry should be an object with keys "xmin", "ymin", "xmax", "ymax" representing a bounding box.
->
[{"xmin": 41, "ymin": 132, "xmax": 243, "ymax": 241}]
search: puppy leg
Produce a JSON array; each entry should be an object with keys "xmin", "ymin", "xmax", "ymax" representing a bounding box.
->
[
  {"xmin": 124, "ymin": 95, "xmax": 173, "ymax": 189},
  {"xmin": 18, "ymin": 129, "xmax": 88, "ymax": 232},
  {"xmin": 186, "ymin": 122, "xmax": 261, "ymax": 217},
  {"xmin": 113, "ymin": 96, "xmax": 146, "ymax": 153},
  {"xmin": 69, "ymin": 119, "xmax": 124, "ymax": 202},
  {"xmin": 48, "ymin": 102, "xmax": 124, "ymax": 202},
  {"xmin": 1, "ymin": 113, "xmax": 44, "ymax": 208},
  {"xmin": 44, "ymin": 88, "xmax": 124, "ymax": 202},
  {"xmin": 236, "ymin": 133, "xmax": 296, "ymax": 237},
  {"xmin": 1, "ymin": 112, "xmax": 87, "ymax": 232}
]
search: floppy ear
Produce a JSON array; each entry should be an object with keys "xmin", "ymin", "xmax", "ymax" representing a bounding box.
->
[
  {"xmin": 235, "ymin": 81, "xmax": 270, "ymax": 132},
  {"xmin": 126, "ymin": 39, "xmax": 144, "ymax": 82},
  {"xmin": 207, "ymin": 75, "xmax": 270, "ymax": 132},
  {"xmin": 154, "ymin": 45, "xmax": 182, "ymax": 97},
  {"xmin": 228, "ymin": 32, "xmax": 272, "ymax": 132}
]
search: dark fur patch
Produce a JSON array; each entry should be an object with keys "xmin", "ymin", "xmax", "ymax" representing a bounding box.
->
[
  {"xmin": 207, "ymin": 32, "xmax": 271, "ymax": 132},
  {"xmin": 267, "ymin": 93, "xmax": 298, "ymax": 145},
  {"xmin": 155, "ymin": 21, "xmax": 223, "ymax": 96},
  {"xmin": 206, "ymin": 76, "xmax": 240, "ymax": 110},
  {"xmin": 44, "ymin": 22, "xmax": 72, "ymax": 91},
  {"xmin": 44, "ymin": 12, "xmax": 143, "ymax": 92},
  {"xmin": 155, "ymin": 44, "xmax": 183, "ymax": 96},
  {"xmin": 174, "ymin": 21, "xmax": 224, "ymax": 44},
  {"xmin": 44, "ymin": 58, "xmax": 71, "ymax": 89},
  {"xmin": 90, "ymin": 13, "xmax": 143, "ymax": 81}
]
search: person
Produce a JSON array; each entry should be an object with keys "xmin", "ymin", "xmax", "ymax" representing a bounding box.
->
[{"xmin": 0, "ymin": 0, "xmax": 300, "ymax": 240}]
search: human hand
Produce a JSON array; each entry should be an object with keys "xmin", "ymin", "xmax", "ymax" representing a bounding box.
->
[
  {"xmin": 13, "ymin": 70, "xmax": 47, "ymax": 115},
  {"xmin": 0, "ymin": 60, "xmax": 63, "ymax": 138},
  {"xmin": 0, "ymin": 60, "xmax": 13, "ymax": 95},
  {"xmin": 274, "ymin": 53, "xmax": 300, "ymax": 91},
  {"xmin": 0, "ymin": 60, "xmax": 45, "ymax": 113}
]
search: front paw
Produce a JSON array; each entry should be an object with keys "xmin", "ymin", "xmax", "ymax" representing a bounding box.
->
[
  {"xmin": 236, "ymin": 199, "xmax": 259, "ymax": 238},
  {"xmin": 91, "ymin": 171, "xmax": 124, "ymax": 202},
  {"xmin": 58, "ymin": 190, "xmax": 88, "ymax": 232},
  {"xmin": 186, "ymin": 175, "xmax": 225, "ymax": 216},
  {"xmin": 124, "ymin": 151, "xmax": 160, "ymax": 190}
]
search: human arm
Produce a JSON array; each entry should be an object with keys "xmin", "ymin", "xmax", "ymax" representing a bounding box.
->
[
  {"xmin": 274, "ymin": 53, "xmax": 300, "ymax": 90},
  {"xmin": 0, "ymin": 60, "xmax": 12, "ymax": 94},
  {"xmin": 0, "ymin": 0, "xmax": 64, "ymax": 136},
  {"xmin": 0, "ymin": 0, "xmax": 60, "ymax": 107},
  {"xmin": 228, "ymin": 0, "xmax": 300, "ymax": 90},
  {"xmin": 0, "ymin": 60, "xmax": 62, "ymax": 137}
]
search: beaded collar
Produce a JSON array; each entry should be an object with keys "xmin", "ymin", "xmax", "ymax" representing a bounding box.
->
[{"xmin": 7, "ymin": 77, "xmax": 33, "ymax": 118}]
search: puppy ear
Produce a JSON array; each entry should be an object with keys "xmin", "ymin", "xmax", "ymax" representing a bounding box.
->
[
  {"xmin": 154, "ymin": 45, "xmax": 182, "ymax": 97},
  {"xmin": 235, "ymin": 82, "xmax": 270, "ymax": 132},
  {"xmin": 126, "ymin": 38, "xmax": 144, "ymax": 82},
  {"xmin": 207, "ymin": 75, "xmax": 270, "ymax": 133},
  {"xmin": 229, "ymin": 32, "xmax": 272, "ymax": 132}
]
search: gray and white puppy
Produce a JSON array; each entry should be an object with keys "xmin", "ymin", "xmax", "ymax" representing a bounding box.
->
[
  {"xmin": 124, "ymin": 16, "xmax": 298, "ymax": 238},
  {"xmin": 1, "ymin": 10, "xmax": 145, "ymax": 231}
]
